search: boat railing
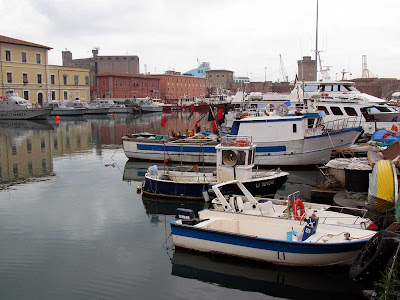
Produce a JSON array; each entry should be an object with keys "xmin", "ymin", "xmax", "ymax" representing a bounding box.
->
[
  {"xmin": 314, "ymin": 205, "xmax": 369, "ymax": 226},
  {"xmin": 220, "ymin": 136, "xmax": 252, "ymax": 147},
  {"xmin": 322, "ymin": 116, "xmax": 361, "ymax": 131}
]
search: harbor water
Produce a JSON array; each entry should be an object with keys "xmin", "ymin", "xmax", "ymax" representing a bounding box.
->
[{"xmin": 0, "ymin": 112, "xmax": 368, "ymax": 299}]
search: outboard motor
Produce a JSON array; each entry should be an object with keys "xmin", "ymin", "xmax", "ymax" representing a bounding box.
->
[{"xmin": 175, "ymin": 208, "xmax": 198, "ymax": 225}]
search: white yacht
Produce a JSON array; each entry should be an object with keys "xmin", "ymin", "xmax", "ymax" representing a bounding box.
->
[
  {"xmin": 290, "ymin": 72, "xmax": 400, "ymax": 134},
  {"xmin": 0, "ymin": 92, "xmax": 50, "ymax": 120},
  {"xmin": 229, "ymin": 72, "xmax": 400, "ymax": 134}
]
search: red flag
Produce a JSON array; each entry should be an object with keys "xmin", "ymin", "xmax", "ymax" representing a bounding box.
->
[
  {"xmin": 191, "ymin": 104, "xmax": 195, "ymax": 113},
  {"xmin": 212, "ymin": 120, "xmax": 217, "ymax": 133},
  {"xmin": 391, "ymin": 124, "xmax": 398, "ymax": 132},
  {"xmin": 161, "ymin": 116, "xmax": 167, "ymax": 127},
  {"xmin": 217, "ymin": 108, "xmax": 223, "ymax": 120}
]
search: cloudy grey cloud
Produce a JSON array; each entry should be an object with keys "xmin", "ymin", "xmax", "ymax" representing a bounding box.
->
[{"xmin": 1, "ymin": 0, "xmax": 399, "ymax": 80}]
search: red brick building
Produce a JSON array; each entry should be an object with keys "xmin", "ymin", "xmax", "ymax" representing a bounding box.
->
[
  {"xmin": 148, "ymin": 71, "xmax": 207, "ymax": 101},
  {"xmin": 96, "ymin": 73, "xmax": 160, "ymax": 99}
]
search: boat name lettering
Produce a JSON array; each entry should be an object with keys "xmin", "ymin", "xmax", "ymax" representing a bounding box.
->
[
  {"xmin": 256, "ymin": 180, "xmax": 274, "ymax": 188},
  {"xmin": 178, "ymin": 214, "xmax": 190, "ymax": 220}
]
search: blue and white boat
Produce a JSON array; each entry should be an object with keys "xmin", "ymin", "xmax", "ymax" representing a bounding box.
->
[
  {"xmin": 122, "ymin": 108, "xmax": 363, "ymax": 166},
  {"xmin": 170, "ymin": 208, "xmax": 376, "ymax": 266},
  {"xmin": 142, "ymin": 136, "xmax": 288, "ymax": 200}
]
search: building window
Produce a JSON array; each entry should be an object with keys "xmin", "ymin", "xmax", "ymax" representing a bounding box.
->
[
  {"xmin": 7, "ymin": 72, "xmax": 12, "ymax": 83},
  {"xmin": 102, "ymin": 79, "xmax": 105, "ymax": 87},
  {"xmin": 51, "ymin": 91, "xmax": 56, "ymax": 100},
  {"xmin": 41, "ymin": 138, "xmax": 46, "ymax": 151},
  {"xmin": 85, "ymin": 76, "xmax": 89, "ymax": 85},
  {"xmin": 11, "ymin": 143, "xmax": 17, "ymax": 155},
  {"xmin": 120, "ymin": 80, "xmax": 122, "ymax": 87},
  {"xmin": 21, "ymin": 52, "xmax": 27, "ymax": 63},
  {"xmin": 41, "ymin": 159, "xmax": 47, "ymax": 173},
  {"xmin": 63, "ymin": 75, "xmax": 68, "ymax": 85},
  {"xmin": 23, "ymin": 90, "xmax": 29, "ymax": 100},
  {"xmin": 5, "ymin": 50, "xmax": 11, "ymax": 61},
  {"xmin": 36, "ymin": 53, "xmax": 41, "ymax": 64},
  {"xmin": 37, "ymin": 74, "xmax": 42, "ymax": 84},
  {"xmin": 74, "ymin": 75, "xmax": 79, "ymax": 85},
  {"xmin": 28, "ymin": 162, "xmax": 33, "ymax": 176},
  {"xmin": 50, "ymin": 74, "xmax": 55, "ymax": 84},
  {"xmin": 63, "ymin": 91, "xmax": 68, "ymax": 100},
  {"xmin": 23, "ymin": 73, "xmax": 28, "ymax": 84},
  {"xmin": 27, "ymin": 139, "xmax": 32, "ymax": 153},
  {"xmin": 13, "ymin": 164, "xmax": 19, "ymax": 178}
]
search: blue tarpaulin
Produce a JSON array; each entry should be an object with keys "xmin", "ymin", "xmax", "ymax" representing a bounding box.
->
[{"xmin": 371, "ymin": 129, "xmax": 400, "ymax": 145}]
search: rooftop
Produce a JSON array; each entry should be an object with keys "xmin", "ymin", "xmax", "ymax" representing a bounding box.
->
[{"xmin": 0, "ymin": 35, "xmax": 52, "ymax": 50}]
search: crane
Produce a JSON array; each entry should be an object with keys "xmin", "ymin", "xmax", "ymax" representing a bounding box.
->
[{"xmin": 279, "ymin": 54, "xmax": 288, "ymax": 82}]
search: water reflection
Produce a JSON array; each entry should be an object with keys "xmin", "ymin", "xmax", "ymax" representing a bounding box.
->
[
  {"xmin": 171, "ymin": 248, "xmax": 367, "ymax": 300},
  {"xmin": 142, "ymin": 194, "xmax": 210, "ymax": 216},
  {"xmin": 0, "ymin": 120, "xmax": 54, "ymax": 185}
]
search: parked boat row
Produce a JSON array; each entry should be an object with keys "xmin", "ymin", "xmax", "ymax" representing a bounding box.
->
[
  {"xmin": 0, "ymin": 92, "xmax": 140, "ymax": 120},
  {"xmin": 123, "ymin": 108, "xmax": 362, "ymax": 166}
]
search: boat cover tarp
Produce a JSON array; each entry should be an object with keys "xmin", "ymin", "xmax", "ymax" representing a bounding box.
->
[
  {"xmin": 326, "ymin": 158, "xmax": 371, "ymax": 170},
  {"xmin": 371, "ymin": 130, "xmax": 400, "ymax": 145}
]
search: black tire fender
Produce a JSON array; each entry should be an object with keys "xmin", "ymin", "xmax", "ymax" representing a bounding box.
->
[{"xmin": 349, "ymin": 230, "xmax": 398, "ymax": 281}]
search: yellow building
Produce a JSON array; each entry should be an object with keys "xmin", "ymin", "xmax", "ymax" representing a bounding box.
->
[
  {"xmin": 48, "ymin": 65, "xmax": 90, "ymax": 102},
  {"xmin": 0, "ymin": 35, "xmax": 90, "ymax": 104}
]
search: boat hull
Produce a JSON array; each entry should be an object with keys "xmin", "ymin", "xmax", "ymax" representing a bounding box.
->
[
  {"xmin": 49, "ymin": 108, "xmax": 85, "ymax": 116},
  {"xmin": 123, "ymin": 127, "xmax": 362, "ymax": 166},
  {"xmin": 84, "ymin": 107, "xmax": 110, "ymax": 114},
  {"xmin": 108, "ymin": 107, "xmax": 132, "ymax": 114},
  {"xmin": 142, "ymin": 173, "xmax": 288, "ymax": 200},
  {"xmin": 171, "ymin": 213, "xmax": 370, "ymax": 266},
  {"xmin": 0, "ymin": 109, "xmax": 50, "ymax": 120}
]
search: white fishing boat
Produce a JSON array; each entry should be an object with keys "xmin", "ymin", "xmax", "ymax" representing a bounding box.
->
[
  {"xmin": 43, "ymin": 101, "xmax": 85, "ymax": 116},
  {"xmin": 171, "ymin": 208, "xmax": 376, "ymax": 266},
  {"xmin": 142, "ymin": 136, "xmax": 288, "ymax": 200},
  {"xmin": 211, "ymin": 180, "xmax": 374, "ymax": 229},
  {"xmin": 0, "ymin": 92, "xmax": 50, "ymax": 120},
  {"xmin": 122, "ymin": 108, "xmax": 363, "ymax": 166}
]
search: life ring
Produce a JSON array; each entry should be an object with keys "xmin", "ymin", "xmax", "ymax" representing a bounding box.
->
[
  {"xmin": 240, "ymin": 112, "xmax": 251, "ymax": 119},
  {"xmin": 234, "ymin": 139, "xmax": 249, "ymax": 147},
  {"xmin": 264, "ymin": 109, "xmax": 269, "ymax": 116},
  {"xmin": 293, "ymin": 198, "xmax": 305, "ymax": 220},
  {"xmin": 349, "ymin": 230, "xmax": 397, "ymax": 281}
]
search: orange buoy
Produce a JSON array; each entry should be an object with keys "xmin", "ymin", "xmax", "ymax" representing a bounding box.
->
[{"xmin": 293, "ymin": 198, "xmax": 306, "ymax": 220}]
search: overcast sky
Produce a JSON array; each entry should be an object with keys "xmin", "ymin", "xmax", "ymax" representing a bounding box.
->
[{"xmin": 1, "ymin": 0, "xmax": 399, "ymax": 82}]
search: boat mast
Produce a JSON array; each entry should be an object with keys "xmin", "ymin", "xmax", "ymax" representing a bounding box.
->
[{"xmin": 314, "ymin": 0, "xmax": 319, "ymax": 81}]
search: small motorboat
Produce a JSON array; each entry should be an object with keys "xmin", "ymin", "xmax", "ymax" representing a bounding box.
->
[
  {"xmin": 211, "ymin": 180, "xmax": 374, "ymax": 230},
  {"xmin": 141, "ymin": 136, "xmax": 288, "ymax": 201},
  {"xmin": 170, "ymin": 208, "xmax": 376, "ymax": 266}
]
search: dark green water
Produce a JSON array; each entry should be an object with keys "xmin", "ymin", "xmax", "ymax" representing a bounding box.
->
[{"xmin": 0, "ymin": 113, "xmax": 367, "ymax": 299}]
